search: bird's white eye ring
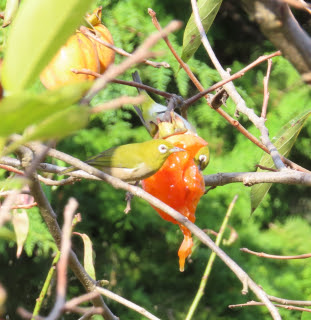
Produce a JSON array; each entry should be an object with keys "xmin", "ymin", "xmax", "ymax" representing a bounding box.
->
[
  {"xmin": 158, "ymin": 144, "xmax": 168, "ymax": 154},
  {"xmin": 199, "ymin": 155, "xmax": 207, "ymax": 162}
]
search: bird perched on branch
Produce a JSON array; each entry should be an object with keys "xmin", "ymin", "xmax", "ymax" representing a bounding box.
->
[
  {"xmin": 132, "ymin": 71, "xmax": 195, "ymax": 137},
  {"xmin": 60, "ymin": 139, "xmax": 184, "ymax": 182}
]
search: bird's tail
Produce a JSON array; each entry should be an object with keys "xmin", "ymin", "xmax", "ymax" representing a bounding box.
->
[
  {"xmin": 59, "ymin": 166, "xmax": 76, "ymax": 175},
  {"xmin": 132, "ymin": 71, "xmax": 143, "ymax": 93}
]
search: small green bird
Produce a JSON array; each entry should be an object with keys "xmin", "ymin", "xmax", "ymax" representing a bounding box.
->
[
  {"xmin": 194, "ymin": 146, "xmax": 210, "ymax": 171},
  {"xmin": 132, "ymin": 71, "xmax": 195, "ymax": 137},
  {"xmin": 60, "ymin": 139, "xmax": 184, "ymax": 182}
]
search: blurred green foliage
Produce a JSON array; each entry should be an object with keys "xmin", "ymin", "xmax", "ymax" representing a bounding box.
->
[{"xmin": 0, "ymin": 0, "xmax": 311, "ymax": 319}]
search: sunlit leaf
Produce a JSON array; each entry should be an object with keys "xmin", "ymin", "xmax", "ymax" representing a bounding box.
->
[
  {"xmin": 74, "ymin": 232, "xmax": 96, "ymax": 279},
  {"xmin": 4, "ymin": 105, "xmax": 89, "ymax": 155},
  {"xmin": 0, "ymin": 82, "xmax": 91, "ymax": 137},
  {"xmin": 251, "ymin": 109, "xmax": 311, "ymax": 213},
  {"xmin": 12, "ymin": 209, "xmax": 29, "ymax": 258},
  {"xmin": 2, "ymin": 0, "xmax": 94, "ymax": 92},
  {"xmin": 2, "ymin": 0, "xmax": 19, "ymax": 27},
  {"xmin": 181, "ymin": 0, "xmax": 222, "ymax": 63}
]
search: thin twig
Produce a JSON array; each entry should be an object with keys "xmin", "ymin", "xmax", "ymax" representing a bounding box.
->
[
  {"xmin": 0, "ymin": 163, "xmax": 24, "ymax": 175},
  {"xmin": 267, "ymin": 295, "xmax": 311, "ymax": 306},
  {"xmin": 183, "ymin": 52, "xmax": 281, "ymax": 108},
  {"xmin": 261, "ymin": 59, "xmax": 272, "ymax": 119},
  {"xmin": 186, "ymin": 195, "xmax": 238, "ymax": 320},
  {"xmin": 229, "ymin": 300, "xmax": 311, "ymax": 313},
  {"xmin": 90, "ymin": 95, "xmax": 146, "ymax": 113},
  {"xmin": 64, "ymin": 291, "xmax": 101, "ymax": 309},
  {"xmin": 204, "ymin": 171, "xmax": 311, "ymax": 186},
  {"xmin": 240, "ymin": 248, "xmax": 311, "ymax": 259},
  {"xmin": 255, "ymin": 165, "xmax": 278, "ymax": 172},
  {"xmin": 45, "ymin": 198, "xmax": 78, "ymax": 320},
  {"xmin": 72, "ymin": 69, "xmax": 173, "ymax": 99},
  {"xmin": 11, "ymin": 202, "xmax": 37, "ymax": 209},
  {"xmin": 96, "ymin": 287, "xmax": 161, "ymax": 320},
  {"xmin": 80, "ymin": 26, "xmax": 170, "ymax": 69}
]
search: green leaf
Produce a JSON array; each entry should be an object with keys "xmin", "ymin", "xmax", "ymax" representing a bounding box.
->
[
  {"xmin": 22, "ymin": 105, "xmax": 89, "ymax": 141},
  {"xmin": 12, "ymin": 209, "xmax": 29, "ymax": 258},
  {"xmin": 181, "ymin": 0, "xmax": 222, "ymax": 63},
  {"xmin": 251, "ymin": 109, "xmax": 311, "ymax": 213},
  {"xmin": 5, "ymin": 105, "xmax": 89, "ymax": 154},
  {"xmin": 2, "ymin": 0, "xmax": 94, "ymax": 92},
  {"xmin": 74, "ymin": 232, "xmax": 96, "ymax": 280},
  {"xmin": 2, "ymin": 0, "xmax": 19, "ymax": 27},
  {"xmin": 0, "ymin": 82, "xmax": 91, "ymax": 137}
]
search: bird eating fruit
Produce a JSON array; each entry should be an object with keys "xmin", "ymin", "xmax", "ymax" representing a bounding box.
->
[{"xmin": 60, "ymin": 139, "xmax": 185, "ymax": 182}]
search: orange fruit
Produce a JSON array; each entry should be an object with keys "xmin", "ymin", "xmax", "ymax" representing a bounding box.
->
[
  {"xmin": 40, "ymin": 32, "xmax": 100, "ymax": 89},
  {"xmin": 142, "ymin": 133, "xmax": 208, "ymax": 271},
  {"xmin": 86, "ymin": 7, "xmax": 115, "ymax": 73}
]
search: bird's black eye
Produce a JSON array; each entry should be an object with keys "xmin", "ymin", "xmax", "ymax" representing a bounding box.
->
[
  {"xmin": 199, "ymin": 155, "xmax": 207, "ymax": 163},
  {"xmin": 158, "ymin": 144, "xmax": 168, "ymax": 154}
]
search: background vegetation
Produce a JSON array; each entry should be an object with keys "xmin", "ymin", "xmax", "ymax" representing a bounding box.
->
[{"xmin": 0, "ymin": 0, "xmax": 310, "ymax": 319}]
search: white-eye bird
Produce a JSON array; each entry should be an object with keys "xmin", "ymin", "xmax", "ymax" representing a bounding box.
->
[
  {"xmin": 60, "ymin": 139, "xmax": 184, "ymax": 182},
  {"xmin": 194, "ymin": 146, "xmax": 210, "ymax": 171},
  {"xmin": 132, "ymin": 71, "xmax": 196, "ymax": 137}
]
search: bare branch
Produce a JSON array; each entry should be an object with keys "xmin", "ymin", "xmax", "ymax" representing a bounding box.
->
[
  {"xmin": 90, "ymin": 95, "xmax": 146, "ymax": 113},
  {"xmin": 229, "ymin": 300, "xmax": 311, "ymax": 313},
  {"xmin": 267, "ymin": 295, "xmax": 311, "ymax": 306},
  {"xmin": 261, "ymin": 59, "xmax": 272, "ymax": 119},
  {"xmin": 72, "ymin": 69, "xmax": 173, "ymax": 99},
  {"xmin": 96, "ymin": 287, "xmax": 161, "ymax": 320},
  {"xmin": 204, "ymin": 171, "xmax": 311, "ymax": 187},
  {"xmin": 241, "ymin": 0, "xmax": 311, "ymax": 77},
  {"xmin": 241, "ymin": 248, "xmax": 311, "ymax": 259},
  {"xmin": 45, "ymin": 198, "xmax": 78, "ymax": 320}
]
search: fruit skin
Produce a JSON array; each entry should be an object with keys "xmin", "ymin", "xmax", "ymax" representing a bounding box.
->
[
  {"xmin": 86, "ymin": 7, "xmax": 115, "ymax": 73},
  {"xmin": 142, "ymin": 133, "xmax": 208, "ymax": 271},
  {"xmin": 90, "ymin": 24, "xmax": 115, "ymax": 73},
  {"xmin": 40, "ymin": 32, "xmax": 100, "ymax": 89},
  {"xmin": 60, "ymin": 139, "xmax": 184, "ymax": 183}
]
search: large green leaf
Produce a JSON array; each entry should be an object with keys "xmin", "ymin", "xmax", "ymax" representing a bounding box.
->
[
  {"xmin": 4, "ymin": 105, "xmax": 89, "ymax": 154},
  {"xmin": 74, "ymin": 232, "xmax": 96, "ymax": 280},
  {"xmin": 181, "ymin": 0, "xmax": 222, "ymax": 63},
  {"xmin": 1, "ymin": 0, "xmax": 94, "ymax": 92},
  {"xmin": 22, "ymin": 105, "xmax": 89, "ymax": 142},
  {"xmin": 251, "ymin": 109, "xmax": 311, "ymax": 213},
  {"xmin": 0, "ymin": 82, "xmax": 91, "ymax": 137}
]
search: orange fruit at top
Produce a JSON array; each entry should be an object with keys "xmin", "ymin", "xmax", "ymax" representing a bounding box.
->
[
  {"xmin": 86, "ymin": 7, "xmax": 115, "ymax": 73},
  {"xmin": 142, "ymin": 133, "xmax": 208, "ymax": 271},
  {"xmin": 40, "ymin": 32, "xmax": 100, "ymax": 89}
]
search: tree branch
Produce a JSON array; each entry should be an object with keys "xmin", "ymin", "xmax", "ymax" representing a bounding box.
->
[{"xmin": 241, "ymin": 0, "xmax": 311, "ymax": 78}]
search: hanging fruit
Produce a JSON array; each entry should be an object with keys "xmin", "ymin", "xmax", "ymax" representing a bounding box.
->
[
  {"xmin": 86, "ymin": 7, "xmax": 115, "ymax": 73},
  {"xmin": 142, "ymin": 132, "xmax": 209, "ymax": 272},
  {"xmin": 40, "ymin": 7, "xmax": 114, "ymax": 89},
  {"xmin": 40, "ymin": 32, "xmax": 100, "ymax": 89}
]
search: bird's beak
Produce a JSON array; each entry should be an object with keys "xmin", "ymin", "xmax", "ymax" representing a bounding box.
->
[{"xmin": 170, "ymin": 147, "xmax": 185, "ymax": 154}]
